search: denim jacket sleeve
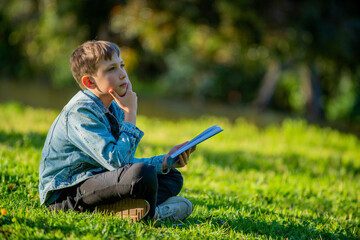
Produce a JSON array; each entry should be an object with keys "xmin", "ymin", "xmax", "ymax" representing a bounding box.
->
[
  {"xmin": 67, "ymin": 105, "xmax": 167, "ymax": 174},
  {"xmin": 132, "ymin": 155, "xmax": 170, "ymax": 174}
]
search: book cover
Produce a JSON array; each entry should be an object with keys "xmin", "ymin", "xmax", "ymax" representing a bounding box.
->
[{"xmin": 166, "ymin": 125, "xmax": 223, "ymax": 167}]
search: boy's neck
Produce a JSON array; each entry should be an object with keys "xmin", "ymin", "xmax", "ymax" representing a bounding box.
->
[{"xmin": 88, "ymin": 89, "xmax": 112, "ymax": 109}]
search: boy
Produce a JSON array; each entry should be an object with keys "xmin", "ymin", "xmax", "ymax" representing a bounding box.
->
[{"xmin": 39, "ymin": 40, "xmax": 196, "ymax": 222}]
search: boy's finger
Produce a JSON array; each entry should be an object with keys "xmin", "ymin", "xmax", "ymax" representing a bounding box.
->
[
  {"xmin": 178, "ymin": 154, "xmax": 185, "ymax": 166},
  {"xmin": 191, "ymin": 145, "xmax": 197, "ymax": 153},
  {"xmin": 127, "ymin": 80, "xmax": 133, "ymax": 92},
  {"xmin": 108, "ymin": 88, "xmax": 120, "ymax": 99},
  {"xmin": 181, "ymin": 151, "xmax": 188, "ymax": 164}
]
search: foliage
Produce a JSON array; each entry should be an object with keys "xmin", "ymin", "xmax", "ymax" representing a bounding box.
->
[
  {"xmin": 0, "ymin": 103, "xmax": 359, "ymax": 239},
  {"xmin": 1, "ymin": 0, "xmax": 360, "ymax": 121},
  {"xmin": 0, "ymin": 0, "xmax": 87, "ymax": 87}
]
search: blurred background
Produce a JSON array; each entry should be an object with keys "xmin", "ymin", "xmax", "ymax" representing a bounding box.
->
[{"xmin": 0, "ymin": 0, "xmax": 359, "ymax": 133}]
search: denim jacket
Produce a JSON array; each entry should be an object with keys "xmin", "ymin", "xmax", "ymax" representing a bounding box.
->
[{"xmin": 39, "ymin": 90, "xmax": 166, "ymax": 205}]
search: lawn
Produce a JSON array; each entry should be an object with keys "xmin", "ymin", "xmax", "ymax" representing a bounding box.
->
[{"xmin": 0, "ymin": 102, "xmax": 359, "ymax": 239}]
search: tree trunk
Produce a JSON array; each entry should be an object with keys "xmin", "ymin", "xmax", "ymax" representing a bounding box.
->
[
  {"xmin": 254, "ymin": 61, "xmax": 281, "ymax": 111},
  {"xmin": 300, "ymin": 63, "xmax": 324, "ymax": 120}
]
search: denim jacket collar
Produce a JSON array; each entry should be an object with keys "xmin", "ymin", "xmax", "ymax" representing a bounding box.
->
[
  {"xmin": 83, "ymin": 90, "xmax": 118, "ymax": 116},
  {"xmin": 82, "ymin": 90, "xmax": 110, "ymax": 113}
]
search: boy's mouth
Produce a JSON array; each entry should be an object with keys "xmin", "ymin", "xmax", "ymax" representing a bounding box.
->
[{"xmin": 120, "ymin": 83, "xmax": 127, "ymax": 88}]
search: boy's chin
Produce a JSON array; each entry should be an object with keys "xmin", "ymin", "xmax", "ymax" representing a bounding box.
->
[
  {"xmin": 117, "ymin": 90, "xmax": 126, "ymax": 97},
  {"xmin": 113, "ymin": 88, "xmax": 126, "ymax": 97}
]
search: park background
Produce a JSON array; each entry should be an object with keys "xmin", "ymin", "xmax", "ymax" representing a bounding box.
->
[
  {"xmin": 1, "ymin": 0, "xmax": 359, "ymax": 128},
  {"xmin": 0, "ymin": 0, "xmax": 359, "ymax": 239}
]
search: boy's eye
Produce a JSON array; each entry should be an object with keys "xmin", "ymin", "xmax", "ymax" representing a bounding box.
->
[{"xmin": 108, "ymin": 66, "xmax": 116, "ymax": 71}]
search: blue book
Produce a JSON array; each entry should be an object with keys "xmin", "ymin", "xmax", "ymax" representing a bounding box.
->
[{"xmin": 166, "ymin": 125, "xmax": 224, "ymax": 167}]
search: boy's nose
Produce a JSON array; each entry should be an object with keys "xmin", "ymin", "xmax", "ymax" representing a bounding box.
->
[{"xmin": 119, "ymin": 69, "xmax": 126, "ymax": 80}]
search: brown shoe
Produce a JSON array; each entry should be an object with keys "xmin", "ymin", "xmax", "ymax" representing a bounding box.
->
[{"xmin": 95, "ymin": 198, "xmax": 150, "ymax": 222}]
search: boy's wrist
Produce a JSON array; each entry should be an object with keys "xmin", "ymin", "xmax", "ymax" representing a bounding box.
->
[
  {"xmin": 162, "ymin": 165, "xmax": 168, "ymax": 171},
  {"xmin": 124, "ymin": 112, "xmax": 137, "ymax": 125},
  {"xmin": 162, "ymin": 156, "xmax": 169, "ymax": 171}
]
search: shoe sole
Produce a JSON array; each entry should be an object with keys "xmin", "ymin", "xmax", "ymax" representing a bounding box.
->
[{"xmin": 95, "ymin": 198, "xmax": 150, "ymax": 222}]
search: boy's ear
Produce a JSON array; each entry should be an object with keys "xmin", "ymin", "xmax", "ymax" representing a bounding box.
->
[{"xmin": 82, "ymin": 76, "xmax": 96, "ymax": 89}]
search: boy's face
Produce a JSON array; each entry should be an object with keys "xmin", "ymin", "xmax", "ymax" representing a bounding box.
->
[{"xmin": 91, "ymin": 53, "xmax": 129, "ymax": 98}]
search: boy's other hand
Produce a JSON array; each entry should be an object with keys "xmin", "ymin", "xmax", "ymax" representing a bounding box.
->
[
  {"xmin": 108, "ymin": 83, "xmax": 137, "ymax": 124},
  {"xmin": 162, "ymin": 142, "xmax": 197, "ymax": 170}
]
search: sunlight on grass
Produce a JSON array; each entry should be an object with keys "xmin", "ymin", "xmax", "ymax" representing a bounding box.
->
[{"xmin": 0, "ymin": 103, "xmax": 359, "ymax": 239}]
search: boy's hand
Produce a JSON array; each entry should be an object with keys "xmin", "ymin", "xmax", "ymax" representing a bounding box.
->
[
  {"xmin": 108, "ymin": 82, "xmax": 137, "ymax": 124},
  {"xmin": 162, "ymin": 142, "xmax": 197, "ymax": 170}
]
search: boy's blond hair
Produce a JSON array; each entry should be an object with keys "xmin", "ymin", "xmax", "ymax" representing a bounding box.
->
[{"xmin": 70, "ymin": 40, "xmax": 120, "ymax": 89}]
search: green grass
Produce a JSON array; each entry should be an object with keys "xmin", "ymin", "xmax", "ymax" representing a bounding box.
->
[{"xmin": 0, "ymin": 102, "xmax": 359, "ymax": 239}]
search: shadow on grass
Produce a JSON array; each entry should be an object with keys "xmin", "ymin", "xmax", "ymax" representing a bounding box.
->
[
  {"xmin": 0, "ymin": 130, "xmax": 46, "ymax": 149},
  {"xmin": 183, "ymin": 189, "xmax": 358, "ymax": 240}
]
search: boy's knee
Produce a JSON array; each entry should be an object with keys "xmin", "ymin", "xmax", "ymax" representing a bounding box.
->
[
  {"xmin": 130, "ymin": 163, "xmax": 158, "ymax": 194},
  {"xmin": 168, "ymin": 169, "xmax": 183, "ymax": 188},
  {"xmin": 131, "ymin": 163, "xmax": 157, "ymax": 180}
]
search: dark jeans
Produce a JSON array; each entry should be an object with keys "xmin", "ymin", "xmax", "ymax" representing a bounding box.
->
[{"xmin": 48, "ymin": 163, "xmax": 183, "ymax": 218}]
